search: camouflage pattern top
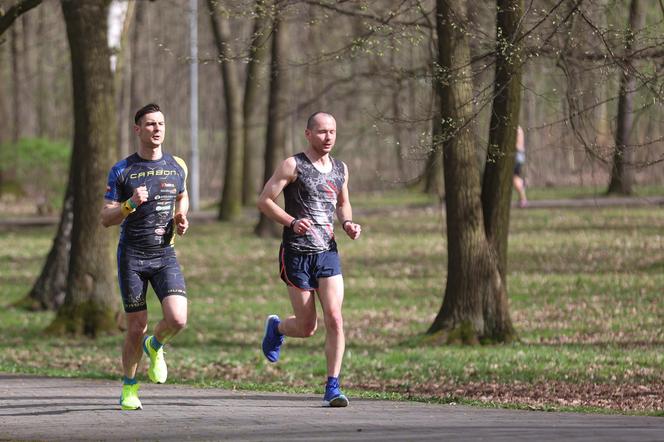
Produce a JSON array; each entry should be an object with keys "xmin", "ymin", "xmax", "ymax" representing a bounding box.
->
[{"xmin": 282, "ymin": 152, "xmax": 346, "ymax": 254}]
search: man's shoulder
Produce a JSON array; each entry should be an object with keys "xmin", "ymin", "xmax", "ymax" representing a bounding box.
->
[
  {"xmin": 332, "ymin": 156, "xmax": 347, "ymax": 172},
  {"xmin": 165, "ymin": 153, "xmax": 188, "ymax": 176},
  {"xmin": 109, "ymin": 154, "xmax": 137, "ymax": 176}
]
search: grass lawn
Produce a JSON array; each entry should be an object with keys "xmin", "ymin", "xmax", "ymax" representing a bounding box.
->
[{"xmin": 0, "ymin": 188, "xmax": 662, "ymax": 415}]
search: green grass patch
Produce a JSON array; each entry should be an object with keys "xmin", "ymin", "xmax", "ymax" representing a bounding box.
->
[{"xmin": 0, "ymin": 188, "xmax": 662, "ymax": 414}]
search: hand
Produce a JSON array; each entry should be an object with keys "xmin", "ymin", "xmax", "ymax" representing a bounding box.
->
[
  {"xmin": 292, "ymin": 218, "xmax": 312, "ymax": 235},
  {"xmin": 131, "ymin": 185, "xmax": 149, "ymax": 207},
  {"xmin": 343, "ymin": 221, "xmax": 361, "ymax": 240},
  {"xmin": 174, "ymin": 212, "xmax": 188, "ymax": 235}
]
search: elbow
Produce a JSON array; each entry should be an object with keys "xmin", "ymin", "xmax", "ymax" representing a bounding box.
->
[
  {"xmin": 100, "ymin": 213, "xmax": 112, "ymax": 228},
  {"xmin": 256, "ymin": 198, "xmax": 266, "ymax": 213}
]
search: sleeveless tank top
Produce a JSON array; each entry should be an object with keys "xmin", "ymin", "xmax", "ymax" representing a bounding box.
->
[{"xmin": 282, "ymin": 152, "xmax": 346, "ymax": 254}]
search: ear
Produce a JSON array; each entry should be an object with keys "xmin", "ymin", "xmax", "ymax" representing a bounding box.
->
[{"xmin": 134, "ymin": 124, "xmax": 140, "ymax": 135}]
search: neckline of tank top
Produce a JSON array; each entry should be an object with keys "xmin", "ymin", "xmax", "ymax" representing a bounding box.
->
[{"xmin": 300, "ymin": 152, "xmax": 334, "ymax": 174}]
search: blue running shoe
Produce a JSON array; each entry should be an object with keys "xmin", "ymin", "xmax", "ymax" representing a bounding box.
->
[
  {"xmin": 262, "ymin": 315, "xmax": 284, "ymax": 363},
  {"xmin": 323, "ymin": 378, "xmax": 349, "ymax": 407}
]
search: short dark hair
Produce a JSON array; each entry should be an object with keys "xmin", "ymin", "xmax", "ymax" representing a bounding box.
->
[
  {"xmin": 134, "ymin": 103, "xmax": 161, "ymax": 125},
  {"xmin": 306, "ymin": 111, "xmax": 334, "ymax": 130}
]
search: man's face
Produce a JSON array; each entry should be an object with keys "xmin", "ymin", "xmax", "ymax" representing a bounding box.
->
[
  {"xmin": 305, "ymin": 114, "xmax": 336, "ymax": 155},
  {"xmin": 135, "ymin": 111, "xmax": 165, "ymax": 148}
]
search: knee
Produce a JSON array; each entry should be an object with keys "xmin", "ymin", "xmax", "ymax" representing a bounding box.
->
[
  {"xmin": 296, "ymin": 318, "xmax": 317, "ymax": 338},
  {"xmin": 127, "ymin": 318, "xmax": 148, "ymax": 339},
  {"xmin": 324, "ymin": 312, "xmax": 344, "ymax": 334},
  {"xmin": 167, "ymin": 315, "xmax": 187, "ymax": 333}
]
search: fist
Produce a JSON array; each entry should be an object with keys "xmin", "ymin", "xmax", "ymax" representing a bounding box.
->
[
  {"xmin": 131, "ymin": 185, "xmax": 149, "ymax": 206},
  {"xmin": 343, "ymin": 221, "xmax": 361, "ymax": 240},
  {"xmin": 293, "ymin": 218, "xmax": 313, "ymax": 236},
  {"xmin": 174, "ymin": 212, "xmax": 188, "ymax": 236}
]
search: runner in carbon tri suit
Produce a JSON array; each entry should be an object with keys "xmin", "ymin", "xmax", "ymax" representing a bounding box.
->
[
  {"xmin": 101, "ymin": 103, "xmax": 189, "ymax": 410},
  {"xmin": 257, "ymin": 112, "xmax": 362, "ymax": 407}
]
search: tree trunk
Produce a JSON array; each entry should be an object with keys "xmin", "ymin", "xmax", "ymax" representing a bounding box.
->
[
  {"xmin": 242, "ymin": 0, "xmax": 271, "ymax": 206},
  {"xmin": 208, "ymin": 1, "xmax": 245, "ymax": 221},
  {"xmin": 10, "ymin": 24, "xmax": 20, "ymax": 143},
  {"xmin": 114, "ymin": 1, "xmax": 135, "ymax": 159},
  {"xmin": 129, "ymin": 0, "xmax": 144, "ymax": 115},
  {"xmin": 16, "ymin": 173, "xmax": 74, "ymax": 310},
  {"xmin": 47, "ymin": 0, "xmax": 118, "ymax": 337},
  {"xmin": 0, "ymin": 37, "xmax": 5, "ymax": 197},
  {"xmin": 427, "ymin": 0, "xmax": 514, "ymax": 344},
  {"xmin": 424, "ymin": 82, "xmax": 444, "ymax": 199},
  {"xmin": 255, "ymin": 5, "xmax": 286, "ymax": 238},
  {"xmin": 607, "ymin": 0, "xmax": 643, "ymax": 195},
  {"xmin": 36, "ymin": 3, "xmax": 46, "ymax": 137},
  {"xmin": 482, "ymin": 0, "xmax": 523, "ymax": 281}
]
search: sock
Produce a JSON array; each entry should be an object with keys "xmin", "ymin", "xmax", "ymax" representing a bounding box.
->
[
  {"xmin": 123, "ymin": 376, "xmax": 137, "ymax": 385},
  {"xmin": 150, "ymin": 335, "xmax": 164, "ymax": 351}
]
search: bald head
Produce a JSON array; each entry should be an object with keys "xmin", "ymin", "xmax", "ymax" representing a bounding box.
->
[{"xmin": 306, "ymin": 112, "xmax": 336, "ymax": 130}]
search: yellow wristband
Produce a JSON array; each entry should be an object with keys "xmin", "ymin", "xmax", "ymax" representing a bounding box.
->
[{"xmin": 120, "ymin": 200, "xmax": 136, "ymax": 218}]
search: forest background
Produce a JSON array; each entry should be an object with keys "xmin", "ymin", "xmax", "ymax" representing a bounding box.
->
[
  {"xmin": 0, "ymin": 0, "xmax": 662, "ymax": 415},
  {"xmin": 1, "ymin": 0, "xmax": 663, "ymax": 212}
]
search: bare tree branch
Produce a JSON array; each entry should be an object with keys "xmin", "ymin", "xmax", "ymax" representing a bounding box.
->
[{"xmin": 0, "ymin": 0, "xmax": 41, "ymax": 37}]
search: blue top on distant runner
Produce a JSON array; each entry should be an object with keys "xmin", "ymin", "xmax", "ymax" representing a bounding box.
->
[
  {"xmin": 282, "ymin": 152, "xmax": 346, "ymax": 254},
  {"xmin": 105, "ymin": 152, "xmax": 187, "ymax": 251}
]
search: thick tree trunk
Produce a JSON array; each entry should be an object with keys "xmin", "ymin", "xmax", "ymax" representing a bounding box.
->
[
  {"xmin": 482, "ymin": 0, "xmax": 523, "ymax": 281},
  {"xmin": 255, "ymin": 6, "xmax": 286, "ymax": 238},
  {"xmin": 242, "ymin": 1, "xmax": 271, "ymax": 206},
  {"xmin": 607, "ymin": 0, "xmax": 643, "ymax": 195},
  {"xmin": 208, "ymin": 1, "xmax": 245, "ymax": 221},
  {"xmin": 16, "ymin": 172, "xmax": 74, "ymax": 311},
  {"xmin": 47, "ymin": 0, "xmax": 118, "ymax": 337},
  {"xmin": 427, "ymin": 0, "xmax": 514, "ymax": 344}
]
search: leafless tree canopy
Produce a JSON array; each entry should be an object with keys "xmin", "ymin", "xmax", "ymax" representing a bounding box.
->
[{"xmin": 1, "ymin": 0, "xmax": 662, "ymax": 199}]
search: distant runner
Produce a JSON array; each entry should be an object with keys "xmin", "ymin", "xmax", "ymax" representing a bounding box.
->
[{"xmin": 513, "ymin": 125, "xmax": 528, "ymax": 208}]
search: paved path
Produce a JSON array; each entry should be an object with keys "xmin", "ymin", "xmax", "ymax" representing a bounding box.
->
[{"xmin": 0, "ymin": 374, "xmax": 662, "ymax": 441}]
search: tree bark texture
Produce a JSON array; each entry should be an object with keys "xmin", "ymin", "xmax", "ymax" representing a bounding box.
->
[
  {"xmin": 255, "ymin": 5, "xmax": 286, "ymax": 238},
  {"xmin": 208, "ymin": 1, "xmax": 245, "ymax": 221},
  {"xmin": 48, "ymin": 0, "xmax": 118, "ymax": 337},
  {"xmin": 114, "ymin": 1, "xmax": 135, "ymax": 159},
  {"xmin": 242, "ymin": 0, "xmax": 271, "ymax": 206},
  {"xmin": 482, "ymin": 0, "xmax": 523, "ymax": 281},
  {"xmin": 427, "ymin": 0, "xmax": 514, "ymax": 344},
  {"xmin": 18, "ymin": 172, "xmax": 74, "ymax": 310},
  {"xmin": 607, "ymin": 0, "xmax": 644, "ymax": 195}
]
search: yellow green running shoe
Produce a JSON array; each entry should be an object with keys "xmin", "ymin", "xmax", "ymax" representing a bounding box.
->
[
  {"xmin": 143, "ymin": 335, "xmax": 167, "ymax": 384},
  {"xmin": 119, "ymin": 383, "xmax": 142, "ymax": 410}
]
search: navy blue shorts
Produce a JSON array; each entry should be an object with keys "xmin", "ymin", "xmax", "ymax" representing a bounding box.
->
[
  {"xmin": 117, "ymin": 245, "xmax": 187, "ymax": 313},
  {"xmin": 279, "ymin": 244, "xmax": 342, "ymax": 290}
]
